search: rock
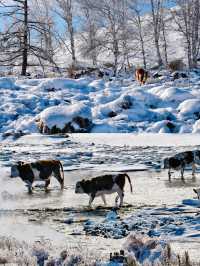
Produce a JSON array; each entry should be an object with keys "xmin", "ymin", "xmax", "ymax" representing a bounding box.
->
[
  {"xmin": 153, "ymin": 72, "xmax": 162, "ymax": 78},
  {"xmin": 36, "ymin": 103, "xmax": 93, "ymax": 134},
  {"xmin": 108, "ymin": 111, "xmax": 117, "ymax": 117},
  {"xmin": 173, "ymin": 71, "xmax": 188, "ymax": 80},
  {"xmin": 120, "ymin": 95, "xmax": 132, "ymax": 110}
]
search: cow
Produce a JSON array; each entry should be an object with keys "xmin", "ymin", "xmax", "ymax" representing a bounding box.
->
[
  {"xmin": 75, "ymin": 173, "xmax": 133, "ymax": 207},
  {"xmin": 163, "ymin": 150, "xmax": 200, "ymax": 180},
  {"xmin": 10, "ymin": 160, "xmax": 64, "ymax": 193},
  {"xmin": 135, "ymin": 68, "xmax": 148, "ymax": 85}
]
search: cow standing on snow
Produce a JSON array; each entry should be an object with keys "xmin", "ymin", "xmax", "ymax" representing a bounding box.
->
[
  {"xmin": 75, "ymin": 173, "xmax": 133, "ymax": 207},
  {"xmin": 135, "ymin": 68, "xmax": 148, "ymax": 85},
  {"xmin": 10, "ymin": 160, "xmax": 64, "ymax": 193},
  {"xmin": 163, "ymin": 150, "xmax": 200, "ymax": 180}
]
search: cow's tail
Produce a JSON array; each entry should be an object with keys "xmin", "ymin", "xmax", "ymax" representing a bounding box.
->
[
  {"xmin": 125, "ymin": 173, "xmax": 133, "ymax": 193},
  {"xmin": 59, "ymin": 161, "xmax": 65, "ymax": 183}
]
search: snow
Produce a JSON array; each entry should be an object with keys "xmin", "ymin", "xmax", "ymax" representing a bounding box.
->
[
  {"xmin": 1, "ymin": 71, "xmax": 200, "ymax": 134},
  {"xmin": 70, "ymin": 133, "xmax": 200, "ymax": 147}
]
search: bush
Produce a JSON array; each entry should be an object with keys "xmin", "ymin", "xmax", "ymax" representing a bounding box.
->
[{"xmin": 168, "ymin": 59, "xmax": 185, "ymax": 72}]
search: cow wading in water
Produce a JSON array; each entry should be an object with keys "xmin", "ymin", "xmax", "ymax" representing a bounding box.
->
[
  {"xmin": 10, "ymin": 160, "xmax": 64, "ymax": 193},
  {"xmin": 75, "ymin": 173, "xmax": 133, "ymax": 207},
  {"xmin": 163, "ymin": 150, "xmax": 200, "ymax": 181},
  {"xmin": 135, "ymin": 68, "xmax": 148, "ymax": 85}
]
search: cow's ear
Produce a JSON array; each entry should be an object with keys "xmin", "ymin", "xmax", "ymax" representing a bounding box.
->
[{"xmin": 193, "ymin": 188, "xmax": 197, "ymax": 193}]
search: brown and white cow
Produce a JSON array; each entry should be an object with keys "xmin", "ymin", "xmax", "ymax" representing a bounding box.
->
[
  {"xmin": 10, "ymin": 160, "xmax": 64, "ymax": 193},
  {"xmin": 75, "ymin": 173, "xmax": 133, "ymax": 207},
  {"xmin": 163, "ymin": 150, "xmax": 200, "ymax": 180},
  {"xmin": 135, "ymin": 68, "xmax": 148, "ymax": 85}
]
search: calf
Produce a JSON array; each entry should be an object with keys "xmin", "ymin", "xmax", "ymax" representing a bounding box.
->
[
  {"xmin": 163, "ymin": 151, "xmax": 198, "ymax": 180},
  {"xmin": 10, "ymin": 160, "xmax": 64, "ymax": 193},
  {"xmin": 135, "ymin": 68, "xmax": 148, "ymax": 85},
  {"xmin": 75, "ymin": 173, "xmax": 133, "ymax": 207}
]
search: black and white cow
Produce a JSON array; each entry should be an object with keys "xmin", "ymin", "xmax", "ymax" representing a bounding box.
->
[
  {"xmin": 75, "ymin": 173, "xmax": 133, "ymax": 207},
  {"xmin": 10, "ymin": 160, "xmax": 64, "ymax": 193},
  {"xmin": 163, "ymin": 150, "xmax": 200, "ymax": 180}
]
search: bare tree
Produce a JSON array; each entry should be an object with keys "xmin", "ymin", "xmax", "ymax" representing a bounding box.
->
[
  {"xmin": 128, "ymin": 0, "xmax": 147, "ymax": 68},
  {"xmin": 0, "ymin": 0, "xmax": 57, "ymax": 75},
  {"xmin": 55, "ymin": 0, "xmax": 76, "ymax": 65},
  {"xmin": 149, "ymin": 0, "xmax": 164, "ymax": 66},
  {"xmin": 78, "ymin": 0, "xmax": 99, "ymax": 66},
  {"xmin": 171, "ymin": 0, "xmax": 200, "ymax": 68},
  {"xmin": 82, "ymin": 0, "xmax": 129, "ymax": 76}
]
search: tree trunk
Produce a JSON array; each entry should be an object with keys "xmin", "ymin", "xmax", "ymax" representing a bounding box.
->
[
  {"xmin": 21, "ymin": 0, "xmax": 28, "ymax": 76},
  {"xmin": 69, "ymin": 21, "xmax": 76, "ymax": 65}
]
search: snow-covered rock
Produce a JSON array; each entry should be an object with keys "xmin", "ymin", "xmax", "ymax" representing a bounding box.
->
[{"xmin": 37, "ymin": 103, "xmax": 92, "ymax": 133}]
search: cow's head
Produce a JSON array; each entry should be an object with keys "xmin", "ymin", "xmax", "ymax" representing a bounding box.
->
[
  {"xmin": 10, "ymin": 161, "xmax": 24, "ymax": 178},
  {"xmin": 75, "ymin": 180, "xmax": 85, "ymax": 194},
  {"xmin": 75, "ymin": 179, "xmax": 89, "ymax": 194}
]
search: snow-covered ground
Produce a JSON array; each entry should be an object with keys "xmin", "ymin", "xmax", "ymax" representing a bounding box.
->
[{"xmin": 1, "ymin": 71, "xmax": 200, "ymax": 135}]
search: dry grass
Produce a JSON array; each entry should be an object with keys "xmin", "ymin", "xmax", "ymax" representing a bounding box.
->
[
  {"xmin": 168, "ymin": 59, "xmax": 186, "ymax": 72},
  {"xmin": 0, "ymin": 236, "xmax": 200, "ymax": 266}
]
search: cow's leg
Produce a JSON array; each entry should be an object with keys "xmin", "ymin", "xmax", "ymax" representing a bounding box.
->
[
  {"xmin": 116, "ymin": 190, "xmax": 124, "ymax": 207},
  {"xmin": 26, "ymin": 181, "xmax": 33, "ymax": 194},
  {"xmin": 168, "ymin": 168, "xmax": 171, "ymax": 181},
  {"xmin": 45, "ymin": 179, "xmax": 50, "ymax": 192},
  {"xmin": 181, "ymin": 165, "xmax": 185, "ymax": 180},
  {"xmin": 101, "ymin": 194, "xmax": 107, "ymax": 206},
  {"xmin": 89, "ymin": 193, "xmax": 95, "ymax": 207},
  {"xmin": 115, "ymin": 195, "xmax": 119, "ymax": 207},
  {"xmin": 54, "ymin": 170, "xmax": 64, "ymax": 189},
  {"xmin": 192, "ymin": 163, "xmax": 196, "ymax": 177}
]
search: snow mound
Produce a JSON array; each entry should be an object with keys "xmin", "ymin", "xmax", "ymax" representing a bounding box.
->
[
  {"xmin": 2, "ymin": 71, "xmax": 200, "ymax": 134},
  {"xmin": 37, "ymin": 103, "xmax": 92, "ymax": 133},
  {"xmin": 147, "ymin": 120, "xmax": 179, "ymax": 133},
  {"xmin": 178, "ymin": 99, "xmax": 200, "ymax": 120},
  {"xmin": 193, "ymin": 119, "xmax": 200, "ymax": 133},
  {"xmin": 37, "ymin": 78, "xmax": 94, "ymax": 92},
  {"xmin": 0, "ymin": 77, "xmax": 19, "ymax": 90}
]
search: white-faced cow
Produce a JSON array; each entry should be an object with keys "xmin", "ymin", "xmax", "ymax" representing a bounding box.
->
[
  {"xmin": 10, "ymin": 160, "xmax": 64, "ymax": 193},
  {"xmin": 75, "ymin": 173, "xmax": 133, "ymax": 207}
]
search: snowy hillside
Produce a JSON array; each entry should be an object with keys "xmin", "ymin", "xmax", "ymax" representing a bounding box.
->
[{"xmin": 1, "ymin": 70, "xmax": 200, "ymax": 136}]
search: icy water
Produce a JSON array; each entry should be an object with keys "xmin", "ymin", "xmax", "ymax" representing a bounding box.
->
[{"xmin": 1, "ymin": 134, "xmax": 200, "ymax": 259}]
